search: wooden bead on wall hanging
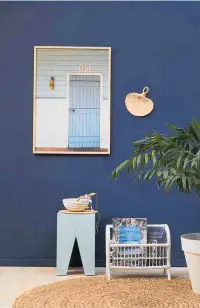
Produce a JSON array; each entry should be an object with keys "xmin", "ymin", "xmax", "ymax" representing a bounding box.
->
[{"xmin": 125, "ymin": 87, "xmax": 154, "ymax": 117}]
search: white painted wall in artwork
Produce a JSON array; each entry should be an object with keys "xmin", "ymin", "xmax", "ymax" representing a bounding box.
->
[
  {"xmin": 36, "ymin": 98, "xmax": 68, "ymax": 148},
  {"xmin": 100, "ymin": 99, "xmax": 109, "ymax": 149},
  {"xmin": 35, "ymin": 91, "xmax": 110, "ymax": 150}
]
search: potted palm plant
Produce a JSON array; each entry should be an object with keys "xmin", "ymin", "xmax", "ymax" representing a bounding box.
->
[{"xmin": 111, "ymin": 120, "xmax": 200, "ymax": 294}]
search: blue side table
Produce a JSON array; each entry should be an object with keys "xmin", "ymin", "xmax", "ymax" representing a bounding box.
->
[{"xmin": 56, "ymin": 210, "xmax": 97, "ymax": 276}]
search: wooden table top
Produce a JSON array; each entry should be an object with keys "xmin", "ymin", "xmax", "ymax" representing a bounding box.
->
[{"xmin": 59, "ymin": 210, "xmax": 98, "ymax": 214}]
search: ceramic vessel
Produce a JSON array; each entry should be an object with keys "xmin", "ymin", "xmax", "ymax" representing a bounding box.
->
[{"xmin": 181, "ymin": 233, "xmax": 200, "ymax": 295}]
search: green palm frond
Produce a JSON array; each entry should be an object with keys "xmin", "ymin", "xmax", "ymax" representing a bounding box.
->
[{"xmin": 110, "ymin": 120, "xmax": 200, "ymax": 197}]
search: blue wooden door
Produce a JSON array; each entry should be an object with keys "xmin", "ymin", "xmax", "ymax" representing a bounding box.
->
[{"xmin": 68, "ymin": 75, "xmax": 100, "ymax": 148}]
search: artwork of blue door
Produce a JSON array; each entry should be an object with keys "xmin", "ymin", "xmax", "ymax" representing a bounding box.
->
[{"xmin": 68, "ymin": 75, "xmax": 100, "ymax": 149}]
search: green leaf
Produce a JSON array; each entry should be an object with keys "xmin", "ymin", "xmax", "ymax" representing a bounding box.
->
[
  {"xmin": 132, "ymin": 157, "xmax": 137, "ymax": 169},
  {"xmin": 152, "ymin": 150, "xmax": 157, "ymax": 165},
  {"xmin": 163, "ymin": 169, "xmax": 168, "ymax": 179},
  {"xmin": 110, "ymin": 159, "xmax": 130, "ymax": 179},
  {"xmin": 136, "ymin": 155, "xmax": 141, "ymax": 168},
  {"xmin": 157, "ymin": 170, "xmax": 163, "ymax": 178},
  {"xmin": 164, "ymin": 175, "xmax": 175, "ymax": 192},
  {"xmin": 143, "ymin": 170, "xmax": 153, "ymax": 180},
  {"xmin": 189, "ymin": 123, "xmax": 200, "ymax": 142},
  {"xmin": 165, "ymin": 177, "xmax": 173, "ymax": 192},
  {"xmin": 142, "ymin": 169, "xmax": 157, "ymax": 181},
  {"xmin": 183, "ymin": 156, "xmax": 189, "ymax": 169},
  {"xmin": 166, "ymin": 123, "xmax": 183, "ymax": 132},
  {"xmin": 191, "ymin": 159, "xmax": 197, "ymax": 169},
  {"xmin": 148, "ymin": 170, "xmax": 157, "ymax": 180},
  {"xmin": 145, "ymin": 153, "xmax": 149, "ymax": 165},
  {"xmin": 182, "ymin": 176, "xmax": 187, "ymax": 190},
  {"xmin": 187, "ymin": 178, "xmax": 192, "ymax": 193},
  {"xmin": 177, "ymin": 155, "xmax": 183, "ymax": 168}
]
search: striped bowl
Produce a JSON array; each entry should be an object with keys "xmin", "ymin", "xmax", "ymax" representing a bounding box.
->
[{"xmin": 62, "ymin": 198, "xmax": 91, "ymax": 211}]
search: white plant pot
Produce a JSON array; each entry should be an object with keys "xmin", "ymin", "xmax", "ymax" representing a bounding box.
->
[{"xmin": 181, "ymin": 233, "xmax": 200, "ymax": 295}]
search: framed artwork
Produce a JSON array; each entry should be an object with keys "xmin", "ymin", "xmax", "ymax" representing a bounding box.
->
[{"xmin": 33, "ymin": 46, "xmax": 111, "ymax": 154}]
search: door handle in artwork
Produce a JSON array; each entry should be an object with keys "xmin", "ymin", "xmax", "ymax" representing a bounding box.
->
[{"xmin": 69, "ymin": 108, "xmax": 75, "ymax": 112}]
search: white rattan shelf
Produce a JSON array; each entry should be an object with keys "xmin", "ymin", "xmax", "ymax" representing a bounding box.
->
[{"xmin": 106, "ymin": 224, "xmax": 171, "ymax": 280}]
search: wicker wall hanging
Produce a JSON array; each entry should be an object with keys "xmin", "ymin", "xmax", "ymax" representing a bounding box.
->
[{"xmin": 125, "ymin": 86, "xmax": 154, "ymax": 117}]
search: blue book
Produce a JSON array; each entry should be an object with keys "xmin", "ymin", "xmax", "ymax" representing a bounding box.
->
[
  {"xmin": 112, "ymin": 218, "xmax": 147, "ymax": 245},
  {"xmin": 147, "ymin": 226, "xmax": 167, "ymax": 244},
  {"xmin": 119, "ymin": 226, "xmax": 141, "ymax": 244},
  {"xmin": 147, "ymin": 226, "xmax": 167, "ymax": 263},
  {"xmin": 112, "ymin": 218, "xmax": 147, "ymax": 266}
]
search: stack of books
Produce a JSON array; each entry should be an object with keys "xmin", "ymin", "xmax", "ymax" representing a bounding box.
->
[{"xmin": 111, "ymin": 218, "xmax": 167, "ymax": 267}]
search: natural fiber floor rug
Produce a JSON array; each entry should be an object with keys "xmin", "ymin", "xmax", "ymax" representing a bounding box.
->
[{"xmin": 13, "ymin": 277, "xmax": 200, "ymax": 308}]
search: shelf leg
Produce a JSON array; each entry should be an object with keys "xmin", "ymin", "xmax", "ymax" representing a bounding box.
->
[{"xmin": 167, "ymin": 268, "xmax": 171, "ymax": 280}]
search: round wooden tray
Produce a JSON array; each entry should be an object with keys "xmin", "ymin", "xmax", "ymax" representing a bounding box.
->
[{"xmin": 59, "ymin": 210, "xmax": 98, "ymax": 214}]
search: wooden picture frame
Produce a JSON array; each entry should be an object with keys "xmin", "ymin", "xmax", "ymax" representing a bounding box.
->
[{"xmin": 33, "ymin": 46, "xmax": 111, "ymax": 155}]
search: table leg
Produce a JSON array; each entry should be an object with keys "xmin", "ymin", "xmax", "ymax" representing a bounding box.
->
[
  {"xmin": 76, "ymin": 214, "xmax": 95, "ymax": 276},
  {"xmin": 56, "ymin": 213, "xmax": 75, "ymax": 276}
]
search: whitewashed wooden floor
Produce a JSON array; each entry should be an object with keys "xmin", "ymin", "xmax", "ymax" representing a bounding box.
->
[{"xmin": 0, "ymin": 267, "xmax": 189, "ymax": 308}]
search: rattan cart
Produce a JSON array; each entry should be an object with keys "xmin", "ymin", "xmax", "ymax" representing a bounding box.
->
[{"xmin": 106, "ymin": 224, "xmax": 171, "ymax": 280}]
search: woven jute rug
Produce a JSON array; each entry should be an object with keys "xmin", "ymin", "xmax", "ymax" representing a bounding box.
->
[{"xmin": 13, "ymin": 277, "xmax": 200, "ymax": 308}]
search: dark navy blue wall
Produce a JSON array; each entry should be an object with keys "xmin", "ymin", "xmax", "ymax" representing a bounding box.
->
[{"xmin": 0, "ymin": 2, "xmax": 200, "ymax": 267}]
